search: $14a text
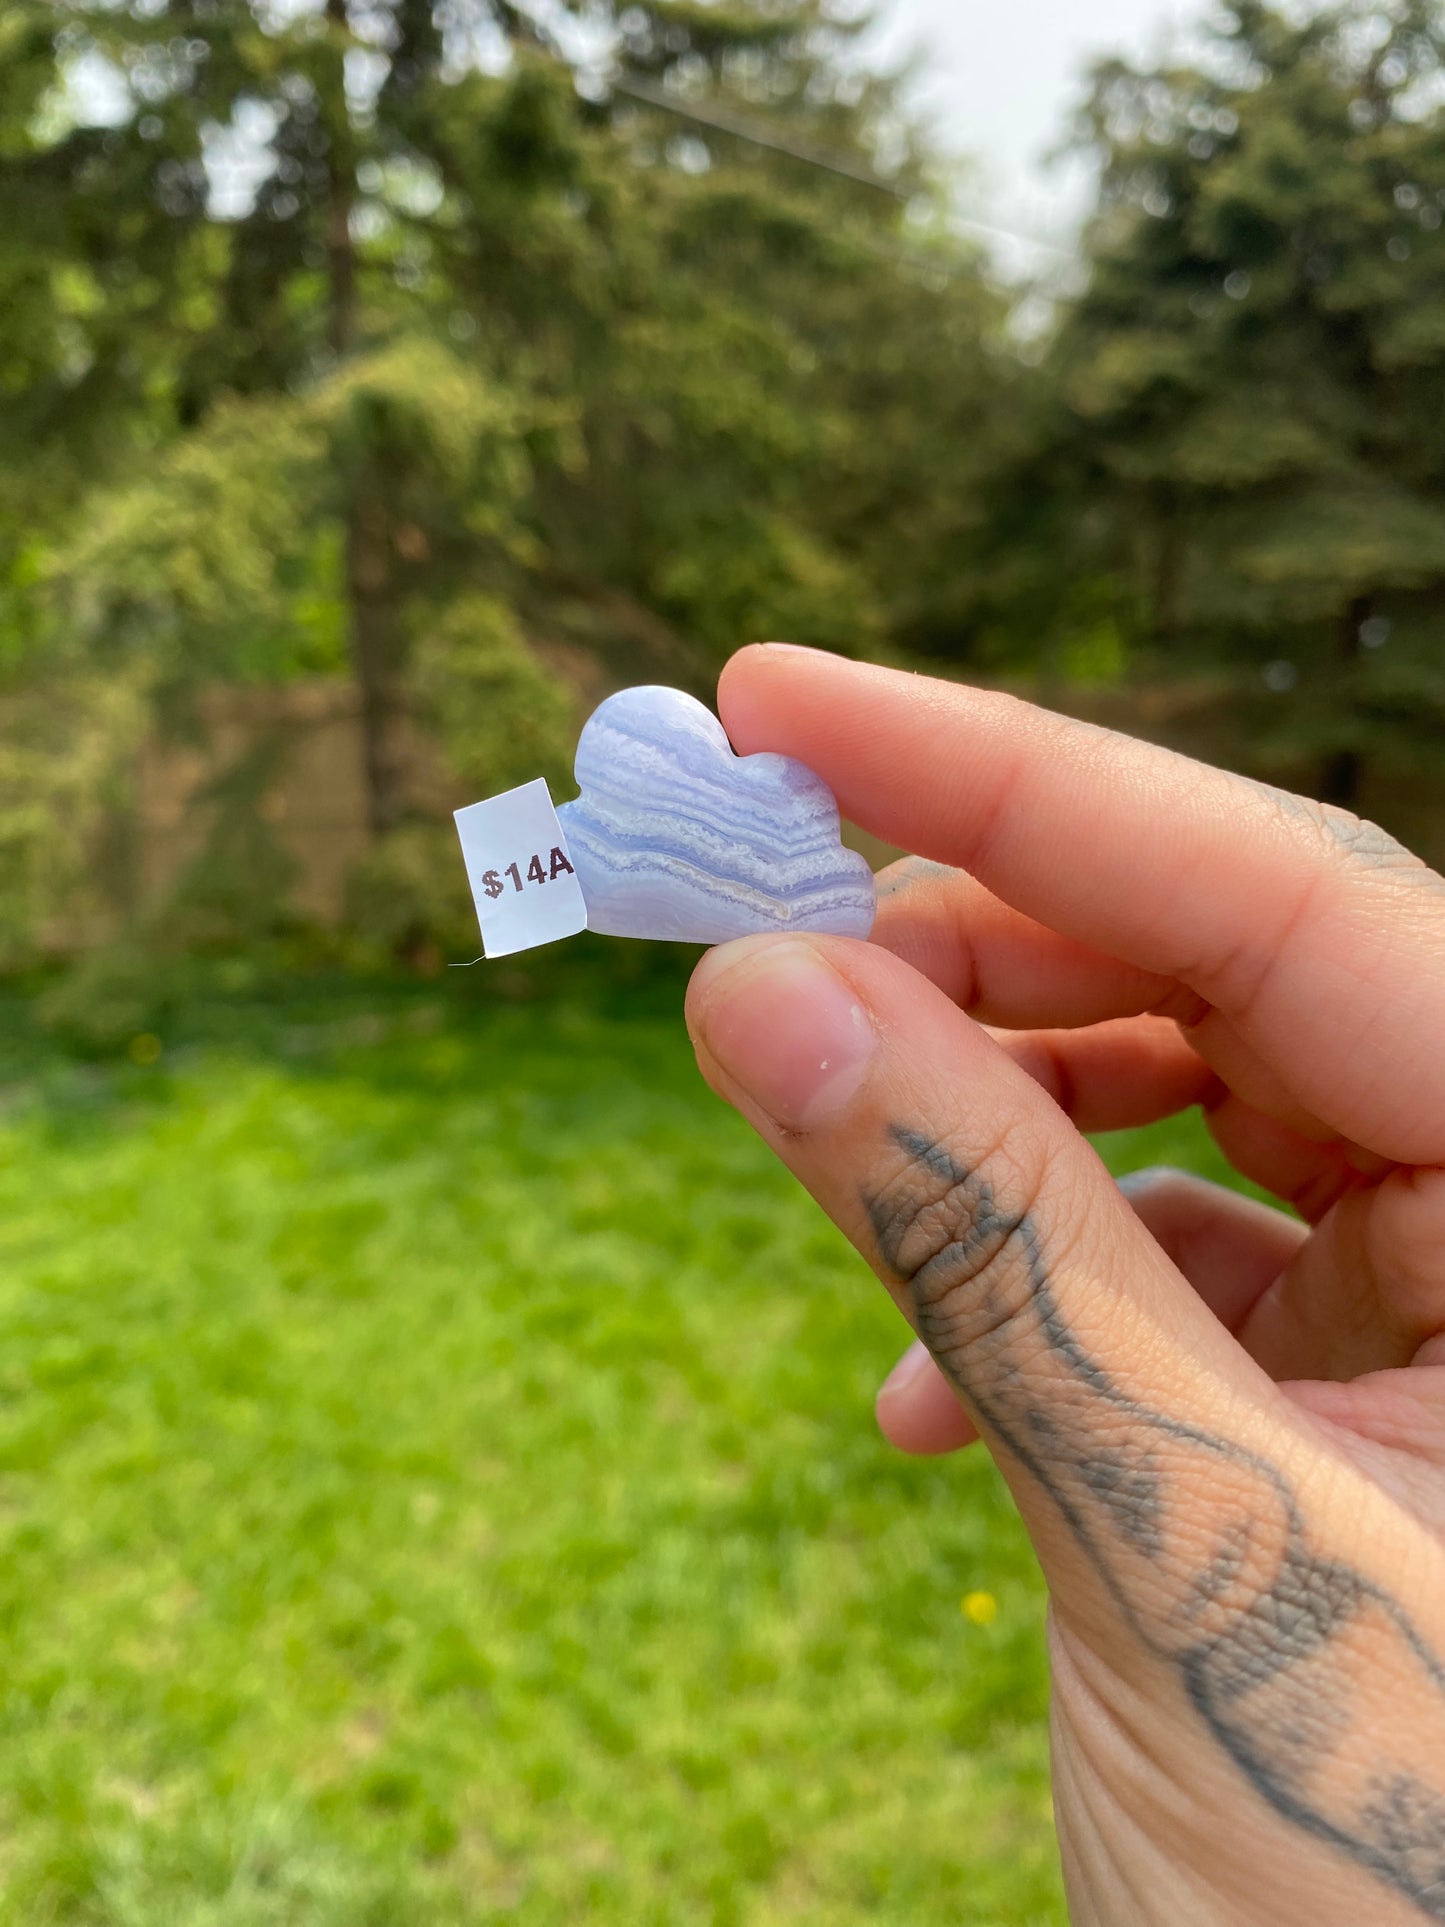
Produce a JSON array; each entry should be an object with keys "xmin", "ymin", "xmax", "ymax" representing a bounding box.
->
[{"xmin": 481, "ymin": 848, "xmax": 576, "ymax": 901}]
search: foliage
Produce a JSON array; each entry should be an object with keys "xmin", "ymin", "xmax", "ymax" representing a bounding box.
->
[
  {"xmin": 56, "ymin": 393, "xmax": 327, "ymax": 679},
  {"xmin": 342, "ymin": 822, "xmax": 481, "ymax": 964},
  {"xmin": 342, "ymin": 592, "xmax": 579, "ymax": 962},
  {"xmin": 0, "ymin": 673, "xmax": 150, "ymax": 971},
  {"xmin": 32, "ymin": 939, "xmax": 182, "ymax": 1053},
  {"xmin": 55, "ymin": 341, "xmax": 533, "ymax": 683},
  {"xmin": 1018, "ymin": 0, "xmax": 1445, "ymax": 797},
  {"xmin": 0, "ymin": 0, "xmax": 1009, "ymax": 963},
  {"xmin": 154, "ymin": 737, "xmax": 303, "ymax": 954},
  {"xmin": 9, "ymin": 0, "xmax": 1445, "ymax": 967},
  {"xmin": 409, "ymin": 591, "xmax": 576, "ymax": 798}
]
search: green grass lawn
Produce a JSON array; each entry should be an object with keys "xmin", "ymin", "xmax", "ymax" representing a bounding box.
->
[{"xmin": 0, "ymin": 963, "xmax": 1247, "ymax": 1926}]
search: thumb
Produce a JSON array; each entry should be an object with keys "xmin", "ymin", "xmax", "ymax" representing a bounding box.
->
[{"xmin": 685, "ymin": 936, "xmax": 1364, "ymax": 1657}]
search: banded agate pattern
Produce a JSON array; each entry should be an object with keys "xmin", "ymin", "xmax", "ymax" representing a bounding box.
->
[{"xmin": 557, "ymin": 686, "xmax": 877, "ymax": 945}]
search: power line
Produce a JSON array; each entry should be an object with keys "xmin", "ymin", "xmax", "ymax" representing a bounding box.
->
[
  {"xmin": 610, "ymin": 71, "xmax": 909, "ymax": 199},
  {"xmin": 608, "ymin": 70, "xmax": 1077, "ymax": 265},
  {"xmin": 947, "ymin": 214, "xmax": 1074, "ymax": 263}
]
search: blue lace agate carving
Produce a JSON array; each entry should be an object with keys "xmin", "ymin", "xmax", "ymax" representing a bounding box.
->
[{"xmin": 557, "ymin": 686, "xmax": 877, "ymax": 945}]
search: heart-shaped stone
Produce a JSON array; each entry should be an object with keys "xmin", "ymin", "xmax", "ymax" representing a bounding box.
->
[{"xmin": 557, "ymin": 686, "xmax": 877, "ymax": 945}]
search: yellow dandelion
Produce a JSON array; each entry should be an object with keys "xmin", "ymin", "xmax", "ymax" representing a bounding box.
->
[
  {"xmin": 128, "ymin": 1033, "xmax": 163, "ymax": 1067},
  {"xmin": 962, "ymin": 1591, "xmax": 999, "ymax": 1627}
]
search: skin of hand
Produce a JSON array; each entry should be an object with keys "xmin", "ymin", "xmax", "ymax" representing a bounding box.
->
[{"xmin": 684, "ymin": 645, "xmax": 1445, "ymax": 1927}]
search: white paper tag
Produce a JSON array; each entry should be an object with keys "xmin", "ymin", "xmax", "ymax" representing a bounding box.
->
[{"xmin": 454, "ymin": 779, "xmax": 588, "ymax": 959}]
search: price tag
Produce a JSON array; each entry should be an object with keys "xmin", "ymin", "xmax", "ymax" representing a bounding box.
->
[{"xmin": 454, "ymin": 779, "xmax": 588, "ymax": 959}]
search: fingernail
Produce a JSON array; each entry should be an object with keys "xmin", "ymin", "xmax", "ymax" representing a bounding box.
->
[
  {"xmin": 877, "ymin": 1342, "xmax": 932, "ymax": 1408},
  {"xmin": 692, "ymin": 939, "xmax": 876, "ymax": 1131},
  {"xmin": 752, "ymin": 641, "xmax": 847, "ymax": 665},
  {"xmin": 1117, "ymin": 1166, "xmax": 1181, "ymax": 1199}
]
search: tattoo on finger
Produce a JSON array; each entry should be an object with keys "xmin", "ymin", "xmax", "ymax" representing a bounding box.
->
[{"xmin": 864, "ymin": 1124, "xmax": 1445, "ymax": 1921}]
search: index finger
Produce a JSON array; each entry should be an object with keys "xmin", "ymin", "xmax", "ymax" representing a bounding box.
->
[{"xmin": 719, "ymin": 646, "xmax": 1445, "ymax": 1165}]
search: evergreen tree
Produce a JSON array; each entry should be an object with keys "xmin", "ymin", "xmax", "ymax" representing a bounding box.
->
[
  {"xmin": 21, "ymin": 4, "xmax": 966, "ymax": 829},
  {"xmin": 0, "ymin": 1, "xmax": 1005, "ymax": 961},
  {"xmin": 1035, "ymin": 0, "xmax": 1445, "ymax": 801}
]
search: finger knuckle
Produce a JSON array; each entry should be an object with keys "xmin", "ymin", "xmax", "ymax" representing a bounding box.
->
[
  {"xmin": 864, "ymin": 1124, "xmax": 1066, "ymax": 1370},
  {"xmin": 1318, "ymin": 804, "xmax": 1420, "ymax": 877},
  {"xmin": 876, "ymin": 856, "xmax": 954, "ymax": 901},
  {"xmin": 1276, "ymin": 789, "xmax": 1440, "ymax": 892}
]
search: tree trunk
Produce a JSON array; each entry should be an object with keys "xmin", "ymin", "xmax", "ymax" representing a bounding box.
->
[
  {"xmin": 346, "ymin": 500, "xmax": 411, "ymax": 840},
  {"xmin": 324, "ymin": 0, "xmax": 356, "ymax": 363},
  {"xmin": 325, "ymin": 0, "xmax": 409, "ymax": 839},
  {"xmin": 1318, "ymin": 594, "xmax": 1368, "ymax": 810}
]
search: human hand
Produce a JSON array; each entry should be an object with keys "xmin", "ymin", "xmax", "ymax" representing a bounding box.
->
[{"xmin": 685, "ymin": 646, "xmax": 1445, "ymax": 1927}]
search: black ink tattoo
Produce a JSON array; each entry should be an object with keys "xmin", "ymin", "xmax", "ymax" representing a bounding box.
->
[{"xmin": 864, "ymin": 1125, "xmax": 1445, "ymax": 1921}]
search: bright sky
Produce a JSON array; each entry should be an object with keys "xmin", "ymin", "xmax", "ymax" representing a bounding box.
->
[{"xmin": 867, "ymin": 0, "xmax": 1194, "ymax": 261}]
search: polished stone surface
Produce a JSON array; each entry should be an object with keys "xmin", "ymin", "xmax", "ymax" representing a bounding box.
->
[{"xmin": 557, "ymin": 686, "xmax": 877, "ymax": 945}]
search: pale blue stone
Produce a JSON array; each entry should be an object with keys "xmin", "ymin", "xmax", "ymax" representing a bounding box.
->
[{"xmin": 557, "ymin": 686, "xmax": 877, "ymax": 945}]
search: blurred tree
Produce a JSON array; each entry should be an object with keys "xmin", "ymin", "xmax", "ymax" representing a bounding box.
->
[
  {"xmin": 7, "ymin": 0, "xmax": 997, "ymax": 854},
  {"xmin": 0, "ymin": 1, "xmax": 1014, "ymax": 964},
  {"xmin": 1031, "ymin": 0, "xmax": 1445, "ymax": 803}
]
